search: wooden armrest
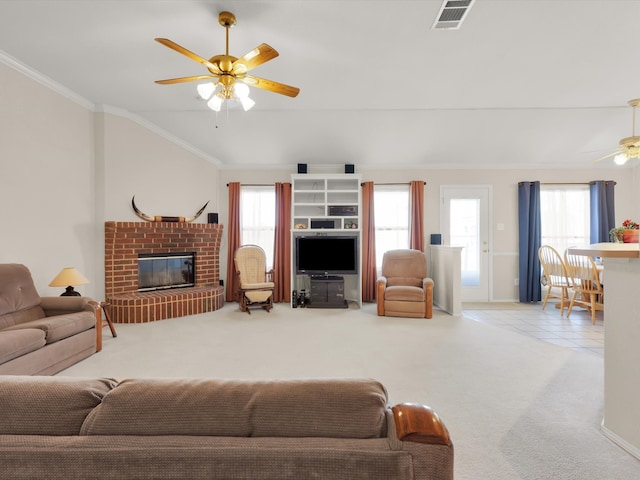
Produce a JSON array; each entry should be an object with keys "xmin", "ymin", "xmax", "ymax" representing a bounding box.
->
[
  {"xmin": 87, "ymin": 300, "xmax": 103, "ymax": 352},
  {"xmin": 376, "ymin": 277, "xmax": 387, "ymax": 316},
  {"xmin": 392, "ymin": 403, "xmax": 452, "ymax": 446}
]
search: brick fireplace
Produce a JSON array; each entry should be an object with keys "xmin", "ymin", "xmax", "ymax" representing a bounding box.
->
[{"xmin": 104, "ymin": 221, "xmax": 224, "ymax": 323}]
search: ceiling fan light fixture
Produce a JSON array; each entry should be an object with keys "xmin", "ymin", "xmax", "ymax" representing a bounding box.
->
[
  {"xmin": 234, "ymin": 82, "xmax": 250, "ymax": 98},
  {"xmin": 207, "ymin": 94, "xmax": 224, "ymax": 112},
  {"xmin": 614, "ymin": 153, "xmax": 628, "ymax": 165},
  {"xmin": 239, "ymin": 96, "xmax": 256, "ymax": 111},
  {"xmin": 201, "ymin": 82, "xmax": 254, "ymax": 111},
  {"xmin": 197, "ymin": 82, "xmax": 216, "ymax": 100}
]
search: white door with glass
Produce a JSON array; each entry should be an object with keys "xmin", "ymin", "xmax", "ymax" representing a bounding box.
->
[{"xmin": 441, "ymin": 186, "xmax": 491, "ymax": 301}]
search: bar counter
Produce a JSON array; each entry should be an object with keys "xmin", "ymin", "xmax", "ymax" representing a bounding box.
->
[
  {"xmin": 566, "ymin": 242, "xmax": 639, "ymax": 258},
  {"xmin": 568, "ymin": 242, "xmax": 640, "ymax": 459}
]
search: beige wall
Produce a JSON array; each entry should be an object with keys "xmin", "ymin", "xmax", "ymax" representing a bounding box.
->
[
  {"xmin": 0, "ymin": 63, "xmax": 95, "ymax": 295},
  {"xmin": 3, "ymin": 59, "xmax": 639, "ymax": 302},
  {"xmin": 97, "ymin": 112, "xmax": 220, "ymax": 222},
  {"xmin": 0, "ymin": 63, "xmax": 221, "ymax": 299}
]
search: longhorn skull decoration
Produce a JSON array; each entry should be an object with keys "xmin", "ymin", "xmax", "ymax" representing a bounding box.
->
[{"xmin": 131, "ymin": 196, "xmax": 209, "ymax": 222}]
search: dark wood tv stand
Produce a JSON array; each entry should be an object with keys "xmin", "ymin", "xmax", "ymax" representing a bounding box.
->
[{"xmin": 308, "ymin": 275, "xmax": 348, "ymax": 309}]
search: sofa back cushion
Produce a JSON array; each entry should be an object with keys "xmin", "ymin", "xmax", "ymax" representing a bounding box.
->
[
  {"xmin": 0, "ymin": 376, "xmax": 117, "ymax": 435},
  {"xmin": 0, "ymin": 264, "xmax": 44, "ymax": 329},
  {"xmin": 81, "ymin": 378, "xmax": 388, "ymax": 438}
]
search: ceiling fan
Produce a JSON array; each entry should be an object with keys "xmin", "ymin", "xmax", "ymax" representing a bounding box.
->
[
  {"xmin": 154, "ymin": 11, "xmax": 299, "ymax": 111},
  {"xmin": 594, "ymin": 98, "xmax": 640, "ymax": 165}
]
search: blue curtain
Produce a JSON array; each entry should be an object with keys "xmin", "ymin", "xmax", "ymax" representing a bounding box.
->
[
  {"xmin": 590, "ymin": 181, "xmax": 616, "ymax": 243},
  {"xmin": 518, "ymin": 181, "xmax": 541, "ymax": 303}
]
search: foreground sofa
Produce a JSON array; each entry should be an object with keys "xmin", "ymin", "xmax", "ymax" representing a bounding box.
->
[
  {"xmin": 0, "ymin": 264, "xmax": 100, "ymax": 375},
  {"xmin": 0, "ymin": 376, "xmax": 454, "ymax": 480}
]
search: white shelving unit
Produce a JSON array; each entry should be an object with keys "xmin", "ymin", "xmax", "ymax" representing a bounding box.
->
[
  {"xmin": 292, "ymin": 176, "xmax": 360, "ymax": 230},
  {"xmin": 291, "ymin": 174, "xmax": 362, "ymax": 306}
]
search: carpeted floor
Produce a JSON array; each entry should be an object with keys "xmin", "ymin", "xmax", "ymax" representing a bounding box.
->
[{"xmin": 60, "ymin": 302, "xmax": 640, "ymax": 479}]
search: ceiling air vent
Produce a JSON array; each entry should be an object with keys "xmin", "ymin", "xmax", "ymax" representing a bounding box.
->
[{"xmin": 432, "ymin": 0, "xmax": 475, "ymax": 30}]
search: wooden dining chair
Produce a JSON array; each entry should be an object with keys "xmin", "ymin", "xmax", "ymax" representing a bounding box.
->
[
  {"xmin": 564, "ymin": 251, "xmax": 604, "ymax": 324},
  {"xmin": 538, "ymin": 245, "xmax": 571, "ymax": 315}
]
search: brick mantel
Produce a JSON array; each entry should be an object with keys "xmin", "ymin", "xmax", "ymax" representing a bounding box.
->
[{"xmin": 104, "ymin": 221, "xmax": 224, "ymax": 323}]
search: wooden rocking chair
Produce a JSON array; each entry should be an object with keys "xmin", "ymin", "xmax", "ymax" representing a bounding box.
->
[{"xmin": 234, "ymin": 245, "xmax": 275, "ymax": 314}]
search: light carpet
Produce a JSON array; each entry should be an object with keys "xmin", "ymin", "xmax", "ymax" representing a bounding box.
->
[{"xmin": 60, "ymin": 303, "xmax": 640, "ymax": 479}]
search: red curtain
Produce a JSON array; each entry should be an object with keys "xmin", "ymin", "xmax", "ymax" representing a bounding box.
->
[
  {"xmin": 225, "ymin": 182, "xmax": 241, "ymax": 302},
  {"xmin": 273, "ymin": 182, "xmax": 292, "ymax": 302},
  {"xmin": 409, "ymin": 180, "xmax": 425, "ymax": 252},
  {"xmin": 361, "ymin": 181, "xmax": 377, "ymax": 302}
]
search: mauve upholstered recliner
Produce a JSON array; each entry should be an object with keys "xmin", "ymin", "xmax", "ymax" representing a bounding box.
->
[{"xmin": 377, "ymin": 249, "xmax": 434, "ymax": 319}]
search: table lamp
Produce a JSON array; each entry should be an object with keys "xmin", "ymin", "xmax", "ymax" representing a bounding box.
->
[{"xmin": 49, "ymin": 267, "xmax": 89, "ymax": 296}]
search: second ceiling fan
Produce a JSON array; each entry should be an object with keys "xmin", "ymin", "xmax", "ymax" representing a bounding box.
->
[
  {"xmin": 594, "ymin": 98, "xmax": 640, "ymax": 165},
  {"xmin": 154, "ymin": 11, "xmax": 299, "ymax": 111}
]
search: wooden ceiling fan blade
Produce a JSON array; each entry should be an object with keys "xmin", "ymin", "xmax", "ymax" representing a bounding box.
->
[
  {"xmin": 232, "ymin": 44, "xmax": 279, "ymax": 74},
  {"xmin": 155, "ymin": 75, "xmax": 217, "ymax": 85},
  {"xmin": 592, "ymin": 150, "xmax": 622, "ymax": 163},
  {"xmin": 243, "ymin": 75, "xmax": 300, "ymax": 98},
  {"xmin": 155, "ymin": 38, "xmax": 221, "ymax": 74}
]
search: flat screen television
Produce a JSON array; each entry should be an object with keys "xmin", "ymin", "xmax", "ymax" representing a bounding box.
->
[{"xmin": 296, "ymin": 236, "xmax": 358, "ymax": 275}]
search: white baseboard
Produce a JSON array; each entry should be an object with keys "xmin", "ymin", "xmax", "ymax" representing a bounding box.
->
[{"xmin": 601, "ymin": 422, "xmax": 640, "ymax": 460}]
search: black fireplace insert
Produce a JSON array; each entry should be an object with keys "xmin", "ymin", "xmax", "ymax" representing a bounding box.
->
[{"xmin": 138, "ymin": 253, "xmax": 195, "ymax": 292}]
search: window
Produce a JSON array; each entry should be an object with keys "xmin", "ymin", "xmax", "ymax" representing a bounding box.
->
[
  {"xmin": 240, "ymin": 186, "xmax": 275, "ymax": 269},
  {"xmin": 540, "ymin": 185, "xmax": 590, "ymax": 255},
  {"xmin": 374, "ymin": 185, "xmax": 409, "ymax": 268}
]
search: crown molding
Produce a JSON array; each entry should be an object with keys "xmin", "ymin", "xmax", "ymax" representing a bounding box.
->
[
  {"xmin": 94, "ymin": 105, "xmax": 223, "ymax": 167},
  {"xmin": 0, "ymin": 49, "xmax": 222, "ymax": 167},
  {"xmin": 0, "ymin": 48, "xmax": 94, "ymax": 110}
]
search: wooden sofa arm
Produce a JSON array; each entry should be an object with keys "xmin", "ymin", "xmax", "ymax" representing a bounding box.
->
[
  {"xmin": 392, "ymin": 403, "xmax": 452, "ymax": 446},
  {"xmin": 423, "ymin": 278, "xmax": 434, "ymax": 319},
  {"xmin": 376, "ymin": 277, "xmax": 387, "ymax": 316},
  {"xmin": 87, "ymin": 300, "xmax": 103, "ymax": 353}
]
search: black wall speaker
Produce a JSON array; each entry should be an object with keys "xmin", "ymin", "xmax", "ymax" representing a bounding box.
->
[
  {"xmin": 297, "ymin": 163, "xmax": 308, "ymax": 174},
  {"xmin": 345, "ymin": 164, "xmax": 355, "ymax": 174},
  {"xmin": 207, "ymin": 213, "xmax": 219, "ymax": 224}
]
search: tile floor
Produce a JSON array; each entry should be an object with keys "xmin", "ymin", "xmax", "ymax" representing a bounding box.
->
[{"xmin": 462, "ymin": 301, "xmax": 604, "ymax": 357}]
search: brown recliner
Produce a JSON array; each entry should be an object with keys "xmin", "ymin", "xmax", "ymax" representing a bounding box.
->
[{"xmin": 376, "ymin": 249, "xmax": 434, "ymax": 319}]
